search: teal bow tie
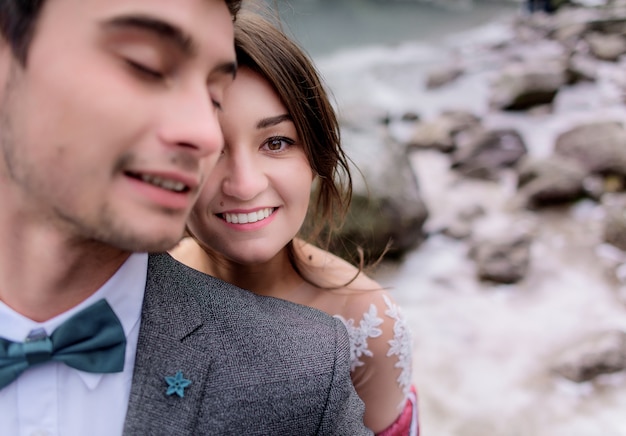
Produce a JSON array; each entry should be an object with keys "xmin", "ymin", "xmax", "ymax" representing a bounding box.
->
[{"xmin": 0, "ymin": 299, "xmax": 126, "ymax": 390}]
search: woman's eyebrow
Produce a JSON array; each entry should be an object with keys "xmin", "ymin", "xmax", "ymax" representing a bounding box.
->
[{"xmin": 257, "ymin": 114, "xmax": 292, "ymax": 129}]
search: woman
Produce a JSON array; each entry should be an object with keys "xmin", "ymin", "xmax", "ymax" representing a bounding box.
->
[{"xmin": 171, "ymin": 10, "xmax": 418, "ymax": 435}]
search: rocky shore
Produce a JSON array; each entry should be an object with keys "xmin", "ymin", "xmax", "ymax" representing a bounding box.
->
[{"xmin": 318, "ymin": 3, "xmax": 626, "ymax": 434}]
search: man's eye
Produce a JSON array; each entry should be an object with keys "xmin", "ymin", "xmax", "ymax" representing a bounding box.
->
[{"xmin": 127, "ymin": 60, "xmax": 164, "ymax": 80}]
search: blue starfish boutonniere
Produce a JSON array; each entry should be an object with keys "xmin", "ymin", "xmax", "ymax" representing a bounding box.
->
[{"xmin": 165, "ymin": 371, "xmax": 191, "ymax": 398}]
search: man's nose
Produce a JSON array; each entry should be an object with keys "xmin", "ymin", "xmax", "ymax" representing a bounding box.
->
[{"xmin": 159, "ymin": 86, "xmax": 224, "ymax": 159}]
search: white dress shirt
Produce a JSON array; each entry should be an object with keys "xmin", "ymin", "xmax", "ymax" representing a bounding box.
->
[{"xmin": 0, "ymin": 253, "xmax": 147, "ymax": 436}]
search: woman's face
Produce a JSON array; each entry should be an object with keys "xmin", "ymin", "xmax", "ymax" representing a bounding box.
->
[{"xmin": 187, "ymin": 66, "xmax": 314, "ymax": 265}]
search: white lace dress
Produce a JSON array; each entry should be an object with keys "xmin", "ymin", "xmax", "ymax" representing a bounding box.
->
[{"xmin": 334, "ymin": 294, "xmax": 418, "ymax": 436}]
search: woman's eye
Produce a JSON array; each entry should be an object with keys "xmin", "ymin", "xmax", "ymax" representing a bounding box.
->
[
  {"xmin": 264, "ymin": 137, "xmax": 293, "ymax": 152},
  {"xmin": 127, "ymin": 60, "xmax": 164, "ymax": 80}
]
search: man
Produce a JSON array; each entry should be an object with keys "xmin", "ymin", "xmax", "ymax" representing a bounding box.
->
[{"xmin": 0, "ymin": 0, "xmax": 372, "ymax": 434}]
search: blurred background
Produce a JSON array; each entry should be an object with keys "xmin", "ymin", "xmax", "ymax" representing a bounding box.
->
[
  {"xmin": 260, "ymin": 1, "xmax": 626, "ymax": 435},
  {"xmin": 259, "ymin": 0, "xmax": 518, "ymax": 57}
]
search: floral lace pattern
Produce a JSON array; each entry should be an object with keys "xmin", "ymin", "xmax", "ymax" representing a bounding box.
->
[
  {"xmin": 383, "ymin": 295, "xmax": 413, "ymax": 398},
  {"xmin": 334, "ymin": 296, "xmax": 413, "ymax": 397},
  {"xmin": 335, "ymin": 304, "xmax": 383, "ymax": 371}
]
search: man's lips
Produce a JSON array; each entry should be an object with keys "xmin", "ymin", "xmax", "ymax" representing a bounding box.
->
[
  {"xmin": 125, "ymin": 171, "xmax": 196, "ymax": 193},
  {"xmin": 124, "ymin": 170, "xmax": 201, "ymax": 211},
  {"xmin": 219, "ymin": 207, "xmax": 276, "ymax": 224}
]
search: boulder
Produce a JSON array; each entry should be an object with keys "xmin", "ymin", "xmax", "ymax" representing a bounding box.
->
[
  {"xmin": 469, "ymin": 229, "xmax": 533, "ymax": 284},
  {"xmin": 566, "ymin": 52, "xmax": 600, "ymax": 83},
  {"xmin": 330, "ymin": 125, "xmax": 429, "ymax": 263},
  {"xmin": 406, "ymin": 110, "xmax": 481, "ymax": 154},
  {"xmin": 552, "ymin": 330, "xmax": 626, "ymax": 383},
  {"xmin": 451, "ymin": 127, "xmax": 528, "ymax": 180},
  {"xmin": 489, "ymin": 61, "xmax": 567, "ymax": 111},
  {"xmin": 585, "ymin": 31, "xmax": 626, "ymax": 61},
  {"xmin": 602, "ymin": 193, "xmax": 626, "ymax": 251},
  {"xmin": 425, "ymin": 64, "xmax": 464, "ymax": 89},
  {"xmin": 554, "ymin": 120, "xmax": 626, "ymax": 176},
  {"xmin": 515, "ymin": 155, "xmax": 588, "ymax": 208}
]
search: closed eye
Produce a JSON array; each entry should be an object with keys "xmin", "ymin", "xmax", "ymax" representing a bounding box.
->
[{"xmin": 126, "ymin": 59, "xmax": 164, "ymax": 80}]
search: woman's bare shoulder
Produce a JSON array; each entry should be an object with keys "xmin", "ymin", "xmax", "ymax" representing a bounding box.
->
[
  {"xmin": 296, "ymin": 240, "xmax": 399, "ymax": 314},
  {"xmin": 297, "ymin": 240, "xmax": 381, "ymax": 290}
]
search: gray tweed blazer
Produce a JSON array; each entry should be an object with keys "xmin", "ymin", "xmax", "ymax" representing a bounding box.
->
[{"xmin": 122, "ymin": 253, "xmax": 372, "ymax": 435}]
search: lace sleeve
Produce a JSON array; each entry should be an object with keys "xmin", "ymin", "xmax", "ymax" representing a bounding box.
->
[{"xmin": 334, "ymin": 292, "xmax": 415, "ymax": 433}]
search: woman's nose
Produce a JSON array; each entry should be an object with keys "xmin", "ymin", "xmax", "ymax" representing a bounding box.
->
[{"xmin": 220, "ymin": 151, "xmax": 268, "ymax": 201}]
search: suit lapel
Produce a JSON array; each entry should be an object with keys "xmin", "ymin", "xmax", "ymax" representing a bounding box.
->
[{"xmin": 123, "ymin": 254, "xmax": 213, "ymax": 435}]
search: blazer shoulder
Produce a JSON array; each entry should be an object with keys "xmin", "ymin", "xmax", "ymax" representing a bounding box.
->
[
  {"xmin": 139, "ymin": 254, "xmax": 367, "ymax": 435},
  {"xmin": 147, "ymin": 252, "xmax": 344, "ymax": 331}
]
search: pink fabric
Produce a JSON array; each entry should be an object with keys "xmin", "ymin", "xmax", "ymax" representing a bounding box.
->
[{"xmin": 376, "ymin": 385, "xmax": 419, "ymax": 436}]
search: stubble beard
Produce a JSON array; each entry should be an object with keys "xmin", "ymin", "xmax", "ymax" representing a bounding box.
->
[{"xmin": 0, "ymin": 67, "xmax": 184, "ymax": 254}]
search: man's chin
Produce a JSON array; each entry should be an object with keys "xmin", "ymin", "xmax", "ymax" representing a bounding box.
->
[
  {"xmin": 100, "ymin": 224, "xmax": 185, "ymax": 254},
  {"xmin": 63, "ymin": 203, "xmax": 188, "ymax": 253}
]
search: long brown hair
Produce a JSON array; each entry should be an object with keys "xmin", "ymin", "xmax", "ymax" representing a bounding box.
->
[{"xmin": 233, "ymin": 10, "xmax": 356, "ymax": 284}]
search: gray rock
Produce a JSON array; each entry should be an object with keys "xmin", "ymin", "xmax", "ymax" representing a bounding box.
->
[
  {"xmin": 425, "ymin": 64, "xmax": 464, "ymax": 89},
  {"xmin": 515, "ymin": 155, "xmax": 587, "ymax": 208},
  {"xmin": 331, "ymin": 125, "xmax": 429, "ymax": 262},
  {"xmin": 451, "ymin": 128, "xmax": 528, "ymax": 180},
  {"xmin": 489, "ymin": 61, "xmax": 567, "ymax": 111},
  {"xmin": 602, "ymin": 193, "xmax": 626, "ymax": 251},
  {"xmin": 566, "ymin": 52, "xmax": 599, "ymax": 83},
  {"xmin": 554, "ymin": 120, "xmax": 626, "ymax": 176},
  {"xmin": 405, "ymin": 111, "xmax": 481, "ymax": 154},
  {"xmin": 469, "ymin": 231, "xmax": 533, "ymax": 284},
  {"xmin": 552, "ymin": 330, "xmax": 626, "ymax": 383},
  {"xmin": 585, "ymin": 31, "xmax": 626, "ymax": 61}
]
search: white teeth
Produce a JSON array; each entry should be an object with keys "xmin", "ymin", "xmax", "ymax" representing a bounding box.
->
[
  {"xmin": 224, "ymin": 208, "xmax": 274, "ymax": 224},
  {"xmin": 140, "ymin": 175, "xmax": 186, "ymax": 192}
]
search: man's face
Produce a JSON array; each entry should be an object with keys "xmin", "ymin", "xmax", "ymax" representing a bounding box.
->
[{"xmin": 0, "ymin": 0, "xmax": 236, "ymax": 252}]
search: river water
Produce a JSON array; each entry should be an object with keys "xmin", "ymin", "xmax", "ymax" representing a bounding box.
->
[
  {"xmin": 263, "ymin": 0, "xmax": 521, "ymax": 58},
  {"xmin": 263, "ymin": 2, "xmax": 626, "ymax": 435}
]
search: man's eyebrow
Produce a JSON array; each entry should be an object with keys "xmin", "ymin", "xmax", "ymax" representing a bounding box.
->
[
  {"xmin": 102, "ymin": 15, "xmax": 195, "ymax": 57},
  {"xmin": 214, "ymin": 60, "xmax": 238, "ymax": 80},
  {"xmin": 257, "ymin": 114, "xmax": 292, "ymax": 129}
]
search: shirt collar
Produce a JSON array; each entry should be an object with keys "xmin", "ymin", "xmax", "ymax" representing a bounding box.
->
[{"xmin": 0, "ymin": 252, "xmax": 147, "ymax": 389}]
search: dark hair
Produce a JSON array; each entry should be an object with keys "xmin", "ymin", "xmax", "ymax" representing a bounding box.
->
[
  {"xmin": 232, "ymin": 11, "xmax": 356, "ymax": 284},
  {"xmin": 0, "ymin": 0, "xmax": 45, "ymax": 64},
  {"xmin": 0, "ymin": 0, "xmax": 243, "ymax": 64}
]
